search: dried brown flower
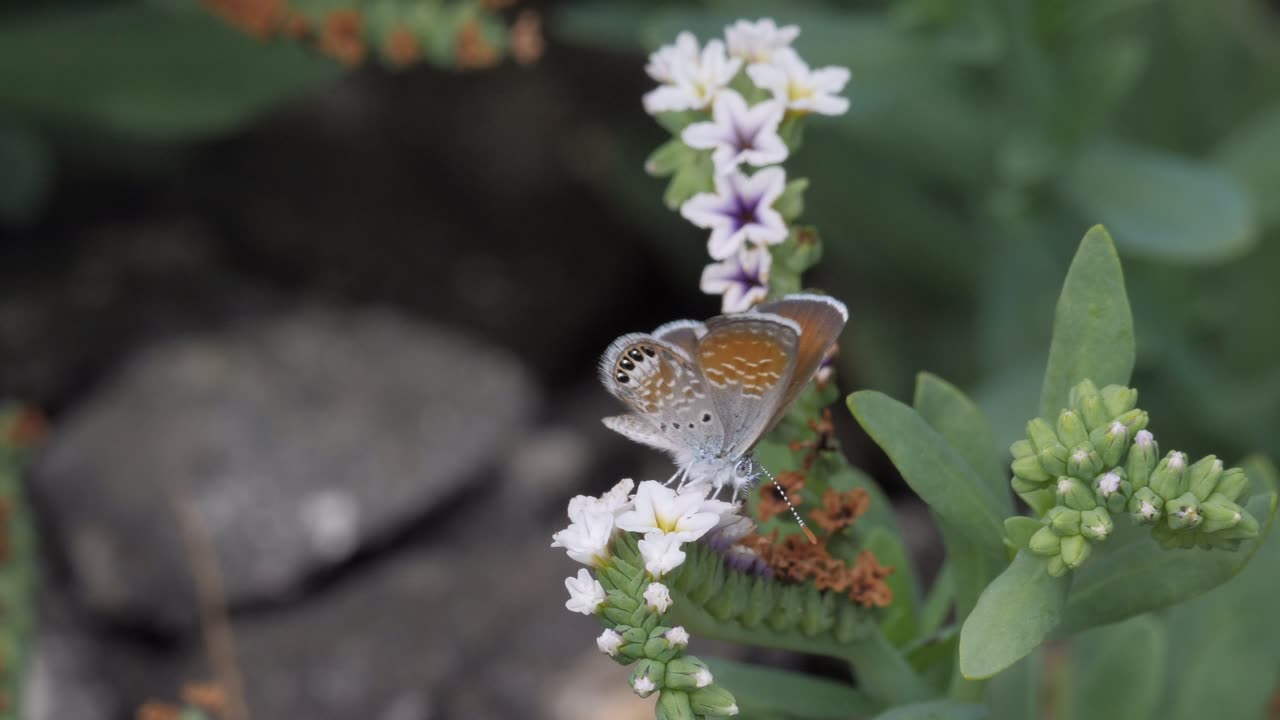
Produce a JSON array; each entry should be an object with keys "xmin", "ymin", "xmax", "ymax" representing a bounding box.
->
[
  {"xmin": 757, "ymin": 470, "xmax": 805, "ymax": 522},
  {"xmin": 385, "ymin": 26, "xmax": 423, "ymax": 67},
  {"xmin": 319, "ymin": 9, "xmax": 366, "ymax": 66},
  {"xmin": 202, "ymin": 0, "xmax": 286, "ymax": 38},
  {"xmin": 456, "ymin": 19, "xmax": 500, "ymax": 69},
  {"xmin": 809, "ymin": 487, "xmax": 870, "ymax": 534},
  {"xmin": 509, "ymin": 10, "xmax": 544, "ymax": 65},
  {"xmin": 136, "ymin": 701, "xmax": 181, "ymax": 720},
  {"xmin": 181, "ymin": 683, "xmax": 228, "ymax": 714},
  {"xmin": 282, "ymin": 10, "xmax": 311, "ymax": 39},
  {"xmin": 848, "ymin": 549, "xmax": 895, "ymax": 607}
]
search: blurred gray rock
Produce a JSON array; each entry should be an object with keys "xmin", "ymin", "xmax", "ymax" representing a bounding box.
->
[{"xmin": 30, "ymin": 307, "xmax": 539, "ymax": 627}]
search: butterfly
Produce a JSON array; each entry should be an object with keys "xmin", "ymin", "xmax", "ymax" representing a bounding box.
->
[{"xmin": 599, "ymin": 293, "xmax": 847, "ymax": 502}]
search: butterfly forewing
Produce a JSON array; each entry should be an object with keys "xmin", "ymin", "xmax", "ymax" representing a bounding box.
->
[
  {"xmin": 753, "ymin": 294, "xmax": 848, "ymax": 430},
  {"xmin": 600, "ymin": 333, "xmax": 723, "ymax": 459},
  {"xmin": 652, "ymin": 319, "xmax": 707, "ymax": 359},
  {"xmin": 694, "ymin": 314, "xmax": 800, "ymax": 457}
]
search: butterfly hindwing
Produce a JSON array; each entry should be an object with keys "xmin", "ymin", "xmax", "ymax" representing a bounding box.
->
[
  {"xmin": 600, "ymin": 334, "xmax": 723, "ymax": 460},
  {"xmin": 753, "ymin": 294, "xmax": 848, "ymax": 431}
]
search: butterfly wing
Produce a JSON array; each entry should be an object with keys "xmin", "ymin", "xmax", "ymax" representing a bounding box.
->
[
  {"xmin": 599, "ymin": 333, "xmax": 723, "ymax": 462},
  {"xmin": 653, "ymin": 319, "xmax": 707, "ymax": 358},
  {"xmin": 753, "ymin": 294, "xmax": 848, "ymax": 430},
  {"xmin": 694, "ymin": 313, "xmax": 800, "ymax": 459}
]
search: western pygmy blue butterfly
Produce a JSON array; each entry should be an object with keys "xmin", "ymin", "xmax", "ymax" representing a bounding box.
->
[{"xmin": 599, "ymin": 293, "xmax": 847, "ymax": 521}]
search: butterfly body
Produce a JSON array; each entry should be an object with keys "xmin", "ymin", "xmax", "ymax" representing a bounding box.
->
[{"xmin": 601, "ymin": 294, "xmax": 847, "ymax": 499}]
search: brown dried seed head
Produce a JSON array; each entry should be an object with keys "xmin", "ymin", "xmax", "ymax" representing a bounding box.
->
[
  {"xmin": 509, "ymin": 10, "xmax": 544, "ymax": 65},
  {"xmin": 385, "ymin": 26, "xmax": 423, "ymax": 67},
  {"xmin": 456, "ymin": 19, "xmax": 500, "ymax": 69},
  {"xmin": 320, "ymin": 9, "xmax": 366, "ymax": 66},
  {"xmin": 181, "ymin": 682, "xmax": 228, "ymax": 713},
  {"xmin": 136, "ymin": 701, "xmax": 181, "ymax": 720},
  {"xmin": 202, "ymin": 0, "xmax": 286, "ymax": 38}
]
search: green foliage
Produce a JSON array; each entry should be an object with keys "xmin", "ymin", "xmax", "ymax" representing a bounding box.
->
[
  {"xmin": 958, "ymin": 550, "xmax": 1068, "ymax": 680},
  {"xmin": 702, "ymin": 657, "xmax": 878, "ymax": 719},
  {"xmin": 1061, "ymin": 616, "xmax": 1165, "ymax": 720},
  {"xmin": 0, "ymin": 406, "xmax": 40, "ymax": 720}
]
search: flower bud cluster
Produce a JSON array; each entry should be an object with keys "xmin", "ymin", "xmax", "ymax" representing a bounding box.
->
[{"xmin": 1013, "ymin": 380, "xmax": 1258, "ymax": 575}]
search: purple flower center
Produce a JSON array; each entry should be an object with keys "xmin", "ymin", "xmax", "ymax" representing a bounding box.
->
[{"xmin": 728, "ymin": 191, "xmax": 762, "ymax": 231}]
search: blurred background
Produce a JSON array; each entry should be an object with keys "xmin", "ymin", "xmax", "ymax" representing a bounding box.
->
[{"xmin": 1, "ymin": 0, "xmax": 1278, "ymax": 718}]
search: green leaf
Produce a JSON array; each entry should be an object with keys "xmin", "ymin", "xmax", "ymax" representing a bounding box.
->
[
  {"xmin": 1062, "ymin": 616, "xmax": 1165, "ymax": 720},
  {"xmin": 865, "ymin": 526, "xmax": 919, "ymax": 647},
  {"xmin": 1056, "ymin": 490, "xmax": 1277, "ymax": 635},
  {"xmin": 0, "ymin": 6, "xmax": 339, "ymax": 141},
  {"xmin": 776, "ymin": 178, "xmax": 809, "ymax": 224},
  {"xmin": 959, "ymin": 550, "xmax": 1070, "ymax": 679},
  {"xmin": 662, "ymin": 150, "xmax": 713, "ymax": 211},
  {"xmin": 849, "ymin": 391, "xmax": 1007, "ymax": 559},
  {"xmin": 1038, "ymin": 225, "xmax": 1135, "ymax": 420},
  {"xmin": 1060, "ymin": 141, "xmax": 1258, "ymax": 263},
  {"xmin": 913, "ymin": 372, "xmax": 1010, "ymax": 514},
  {"xmin": 1003, "ymin": 517, "xmax": 1041, "ymax": 551},
  {"xmin": 918, "ymin": 562, "xmax": 954, "ymax": 640},
  {"xmin": 703, "ymin": 657, "xmax": 878, "ymax": 719},
  {"xmin": 645, "ymin": 138, "xmax": 695, "ymax": 178},
  {"xmin": 1213, "ymin": 101, "xmax": 1280, "ymax": 230},
  {"xmin": 1156, "ymin": 458, "xmax": 1280, "ymax": 720},
  {"xmin": 869, "ymin": 700, "xmax": 989, "ymax": 720},
  {"xmin": 984, "ymin": 650, "xmax": 1041, "ymax": 720}
]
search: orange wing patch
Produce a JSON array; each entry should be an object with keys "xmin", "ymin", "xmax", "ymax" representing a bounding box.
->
[{"xmin": 698, "ymin": 329, "xmax": 789, "ymax": 397}]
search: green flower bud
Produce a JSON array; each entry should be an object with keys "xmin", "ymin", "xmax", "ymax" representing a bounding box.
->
[
  {"xmin": 689, "ymin": 686, "xmax": 740, "ymax": 717},
  {"xmin": 619, "ymin": 626, "xmax": 649, "ymax": 662},
  {"xmin": 1027, "ymin": 418, "xmax": 1061, "ymax": 453},
  {"xmin": 656, "ymin": 690, "xmax": 696, "ymax": 720},
  {"xmin": 1079, "ymin": 507, "xmax": 1114, "ymax": 541},
  {"xmin": 1214, "ymin": 467, "xmax": 1249, "ymax": 503},
  {"xmin": 1100, "ymin": 384, "xmax": 1138, "ymax": 418},
  {"xmin": 644, "ymin": 635, "xmax": 673, "ymax": 660},
  {"xmin": 1089, "ymin": 421, "xmax": 1129, "ymax": 468},
  {"xmin": 1035, "ymin": 445, "xmax": 1067, "ymax": 478},
  {"xmin": 1094, "ymin": 469, "xmax": 1131, "ymax": 511},
  {"xmin": 1029, "ymin": 526, "xmax": 1063, "ymax": 555},
  {"xmin": 1218, "ymin": 508, "xmax": 1260, "ymax": 539},
  {"xmin": 1126, "ymin": 430, "xmax": 1158, "ymax": 489},
  {"xmin": 1060, "ymin": 534, "xmax": 1092, "ymax": 569},
  {"xmin": 1056, "ymin": 477, "xmax": 1098, "ymax": 511},
  {"xmin": 1200, "ymin": 494, "xmax": 1246, "ymax": 534},
  {"xmin": 1012, "ymin": 455, "xmax": 1052, "ymax": 484},
  {"xmin": 1056, "ymin": 410, "xmax": 1089, "ymax": 448},
  {"xmin": 631, "ymin": 659, "xmax": 666, "ymax": 697},
  {"xmin": 1046, "ymin": 555, "xmax": 1069, "ymax": 577},
  {"xmin": 1188, "ymin": 456, "xmax": 1224, "ymax": 502},
  {"xmin": 1149, "ymin": 451, "xmax": 1189, "ymax": 500},
  {"xmin": 1066, "ymin": 445, "xmax": 1103, "ymax": 480},
  {"xmin": 665, "ymin": 656, "xmax": 713, "ymax": 691},
  {"xmin": 1165, "ymin": 492, "xmax": 1202, "ymax": 530},
  {"xmin": 1011, "ymin": 439, "xmax": 1034, "ymax": 459},
  {"xmin": 1112, "ymin": 408, "xmax": 1149, "ymax": 437},
  {"xmin": 1045, "ymin": 507, "xmax": 1082, "ymax": 536},
  {"xmin": 1070, "ymin": 380, "xmax": 1108, "ymax": 430},
  {"xmin": 1129, "ymin": 487, "xmax": 1163, "ymax": 524}
]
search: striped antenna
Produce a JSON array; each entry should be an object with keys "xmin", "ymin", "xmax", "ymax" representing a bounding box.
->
[{"xmin": 758, "ymin": 464, "xmax": 817, "ymax": 544}]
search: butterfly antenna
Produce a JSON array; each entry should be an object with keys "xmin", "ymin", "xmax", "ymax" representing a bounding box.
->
[{"xmin": 758, "ymin": 465, "xmax": 817, "ymax": 544}]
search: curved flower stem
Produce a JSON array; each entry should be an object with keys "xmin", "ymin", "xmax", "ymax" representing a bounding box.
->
[{"xmin": 668, "ymin": 588, "xmax": 934, "ymax": 709}]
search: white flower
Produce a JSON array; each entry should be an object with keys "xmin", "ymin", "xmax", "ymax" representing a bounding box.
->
[
  {"xmin": 725, "ymin": 18, "xmax": 799, "ymax": 64},
  {"xmin": 551, "ymin": 507, "xmax": 615, "ymax": 567},
  {"xmin": 664, "ymin": 626, "xmax": 690, "ymax": 648},
  {"xmin": 568, "ymin": 478, "xmax": 635, "ymax": 520},
  {"xmin": 644, "ymin": 582, "xmax": 673, "ymax": 613},
  {"xmin": 701, "ymin": 246, "xmax": 771, "ymax": 313},
  {"xmin": 1098, "ymin": 472, "xmax": 1122, "ymax": 497},
  {"xmin": 631, "ymin": 674, "xmax": 657, "ymax": 697},
  {"xmin": 597, "ymin": 628, "xmax": 623, "ymax": 657},
  {"xmin": 616, "ymin": 481, "xmax": 723, "ymax": 540},
  {"xmin": 1135, "ymin": 430, "xmax": 1155, "ymax": 449},
  {"xmin": 1168, "ymin": 452, "xmax": 1187, "ymax": 471},
  {"xmin": 564, "ymin": 569, "xmax": 606, "ymax": 615},
  {"xmin": 645, "ymin": 31, "xmax": 700, "ymax": 84},
  {"xmin": 681, "ymin": 167, "xmax": 788, "ymax": 260},
  {"xmin": 708, "ymin": 509, "xmax": 756, "ymax": 544},
  {"xmin": 682, "ymin": 90, "xmax": 788, "ymax": 175},
  {"xmin": 695, "ymin": 667, "xmax": 714, "ymax": 688},
  {"xmin": 644, "ymin": 36, "xmax": 742, "ymax": 114},
  {"xmin": 747, "ymin": 47, "xmax": 850, "ymax": 116},
  {"xmin": 638, "ymin": 531, "xmax": 687, "ymax": 577},
  {"xmin": 1138, "ymin": 499, "xmax": 1159, "ymax": 520}
]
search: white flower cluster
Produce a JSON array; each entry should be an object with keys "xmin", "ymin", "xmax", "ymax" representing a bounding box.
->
[
  {"xmin": 551, "ymin": 479, "xmax": 743, "ymax": 615},
  {"xmin": 643, "ymin": 19, "xmax": 850, "ymax": 313}
]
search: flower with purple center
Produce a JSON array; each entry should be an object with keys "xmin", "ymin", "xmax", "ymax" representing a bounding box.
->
[
  {"xmin": 681, "ymin": 166, "xmax": 788, "ymax": 260},
  {"xmin": 682, "ymin": 90, "xmax": 788, "ymax": 176},
  {"xmin": 700, "ymin": 246, "xmax": 772, "ymax": 313}
]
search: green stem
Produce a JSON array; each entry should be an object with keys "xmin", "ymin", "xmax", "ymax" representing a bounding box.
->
[{"xmin": 669, "ymin": 589, "xmax": 934, "ymax": 708}]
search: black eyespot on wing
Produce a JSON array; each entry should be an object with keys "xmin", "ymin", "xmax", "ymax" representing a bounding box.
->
[
  {"xmin": 620, "ymin": 357, "xmax": 635, "ymax": 371},
  {"xmin": 628, "ymin": 349, "xmax": 644, "ymax": 362},
  {"xmin": 615, "ymin": 372, "xmax": 630, "ymax": 383},
  {"xmin": 701, "ymin": 412, "xmax": 712, "ymax": 423},
  {"xmin": 641, "ymin": 346, "xmax": 656, "ymax": 357}
]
